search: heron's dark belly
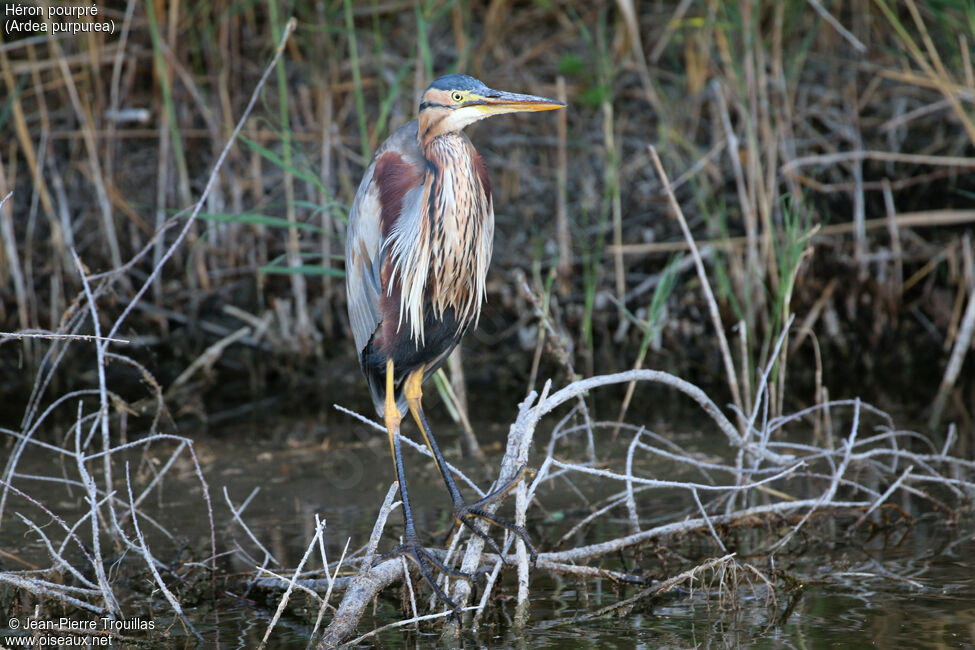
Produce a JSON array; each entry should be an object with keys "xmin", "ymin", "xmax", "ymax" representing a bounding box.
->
[{"xmin": 360, "ymin": 306, "xmax": 466, "ymax": 415}]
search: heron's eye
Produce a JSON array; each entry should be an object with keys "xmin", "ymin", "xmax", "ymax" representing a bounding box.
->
[{"xmin": 451, "ymin": 91, "xmax": 464, "ymax": 103}]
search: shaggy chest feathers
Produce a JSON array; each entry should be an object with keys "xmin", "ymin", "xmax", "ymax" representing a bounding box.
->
[{"xmin": 383, "ymin": 133, "xmax": 494, "ymax": 345}]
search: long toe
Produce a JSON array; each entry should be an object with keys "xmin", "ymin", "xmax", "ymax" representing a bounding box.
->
[
  {"xmin": 386, "ymin": 537, "xmax": 473, "ymax": 616},
  {"xmin": 467, "ymin": 465, "xmax": 537, "ymax": 511},
  {"xmin": 455, "ymin": 504, "xmax": 538, "ymax": 565},
  {"xmin": 447, "ymin": 465, "xmax": 539, "ymax": 563}
]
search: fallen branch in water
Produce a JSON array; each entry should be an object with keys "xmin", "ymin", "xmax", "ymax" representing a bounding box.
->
[
  {"xmin": 285, "ymin": 360, "xmax": 975, "ymax": 646},
  {"xmin": 316, "ymin": 483, "xmax": 400, "ymax": 649}
]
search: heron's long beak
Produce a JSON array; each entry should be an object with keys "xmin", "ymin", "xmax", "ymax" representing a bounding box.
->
[{"xmin": 476, "ymin": 89, "xmax": 565, "ymax": 115}]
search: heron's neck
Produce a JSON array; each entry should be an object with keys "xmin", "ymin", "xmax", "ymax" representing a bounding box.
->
[
  {"xmin": 420, "ymin": 133, "xmax": 493, "ymax": 331},
  {"xmin": 421, "ymin": 132, "xmax": 472, "ymax": 170}
]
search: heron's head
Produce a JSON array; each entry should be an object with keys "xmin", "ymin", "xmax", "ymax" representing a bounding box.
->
[{"xmin": 418, "ymin": 74, "xmax": 564, "ymax": 142}]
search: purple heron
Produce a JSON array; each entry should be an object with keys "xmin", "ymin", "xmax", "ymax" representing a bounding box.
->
[{"xmin": 345, "ymin": 74, "xmax": 564, "ymax": 610}]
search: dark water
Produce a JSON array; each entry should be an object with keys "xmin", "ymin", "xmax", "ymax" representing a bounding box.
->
[{"xmin": 3, "ymin": 414, "xmax": 974, "ymax": 649}]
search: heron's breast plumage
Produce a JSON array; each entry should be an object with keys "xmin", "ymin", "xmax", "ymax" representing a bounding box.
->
[{"xmin": 385, "ymin": 133, "xmax": 493, "ymax": 346}]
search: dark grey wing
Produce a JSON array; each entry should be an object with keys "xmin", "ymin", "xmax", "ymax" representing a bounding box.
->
[{"xmin": 345, "ymin": 121, "xmax": 425, "ymax": 357}]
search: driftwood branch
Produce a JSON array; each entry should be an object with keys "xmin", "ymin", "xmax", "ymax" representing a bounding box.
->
[
  {"xmin": 316, "ymin": 483, "xmax": 400, "ymax": 648},
  {"xmin": 299, "ymin": 359, "xmax": 974, "ymax": 646}
]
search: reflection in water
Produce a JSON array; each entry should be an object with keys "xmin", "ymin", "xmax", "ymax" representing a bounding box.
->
[
  {"xmin": 199, "ymin": 421, "xmax": 975, "ymax": 648},
  {"xmin": 3, "ymin": 416, "xmax": 973, "ymax": 649}
]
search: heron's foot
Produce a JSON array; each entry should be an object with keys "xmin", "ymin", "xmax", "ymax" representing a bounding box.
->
[
  {"xmin": 453, "ymin": 465, "xmax": 539, "ymax": 566},
  {"xmin": 381, "ymin": 534, "xmax": 472, "ymax": 617}
]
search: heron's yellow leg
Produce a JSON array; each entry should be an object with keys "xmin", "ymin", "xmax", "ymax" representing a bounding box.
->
[
  {"xmin": 404, "ymin": 365, "xmax": 445, "ymax": 477},
  {"xmin": 404, "ymin": 365, "xmax": 471, "ymax": 534},
  {"xmin": 403, "ymin": 364, "xmax": 424, "ymax": 403},
  {"xmin": 378, "ymin": 358, "xmax": 469, "ymax": 612},
  {"xmin": 401, "ymin": 364, "xmax": 537, "ymax": 563},
  {"xmin": 384, "ymin": 358, "xmax": 401, "ymax": 465}
]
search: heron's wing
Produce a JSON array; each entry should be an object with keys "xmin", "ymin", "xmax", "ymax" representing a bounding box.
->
[{"xmin": 345, "ymin": 121, "xmax": 426, "ymax": 355}]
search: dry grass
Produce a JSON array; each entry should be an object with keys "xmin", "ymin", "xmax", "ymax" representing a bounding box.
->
[{"xmin": 0, "ymin": 1, "xmax": 972, "ymax": 422}]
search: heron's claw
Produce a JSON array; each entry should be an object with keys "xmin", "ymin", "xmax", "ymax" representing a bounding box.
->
[
  {"xmin": 383, "ymin": 534, "xmax": 472, "ymax": 618},
  {"xmin": 452, "ymin": 465, "xmax": 539, "ymax": 566},
  {"xmin": 455, "ymin": 507, "xmax": 538, "ymax": 566}
]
